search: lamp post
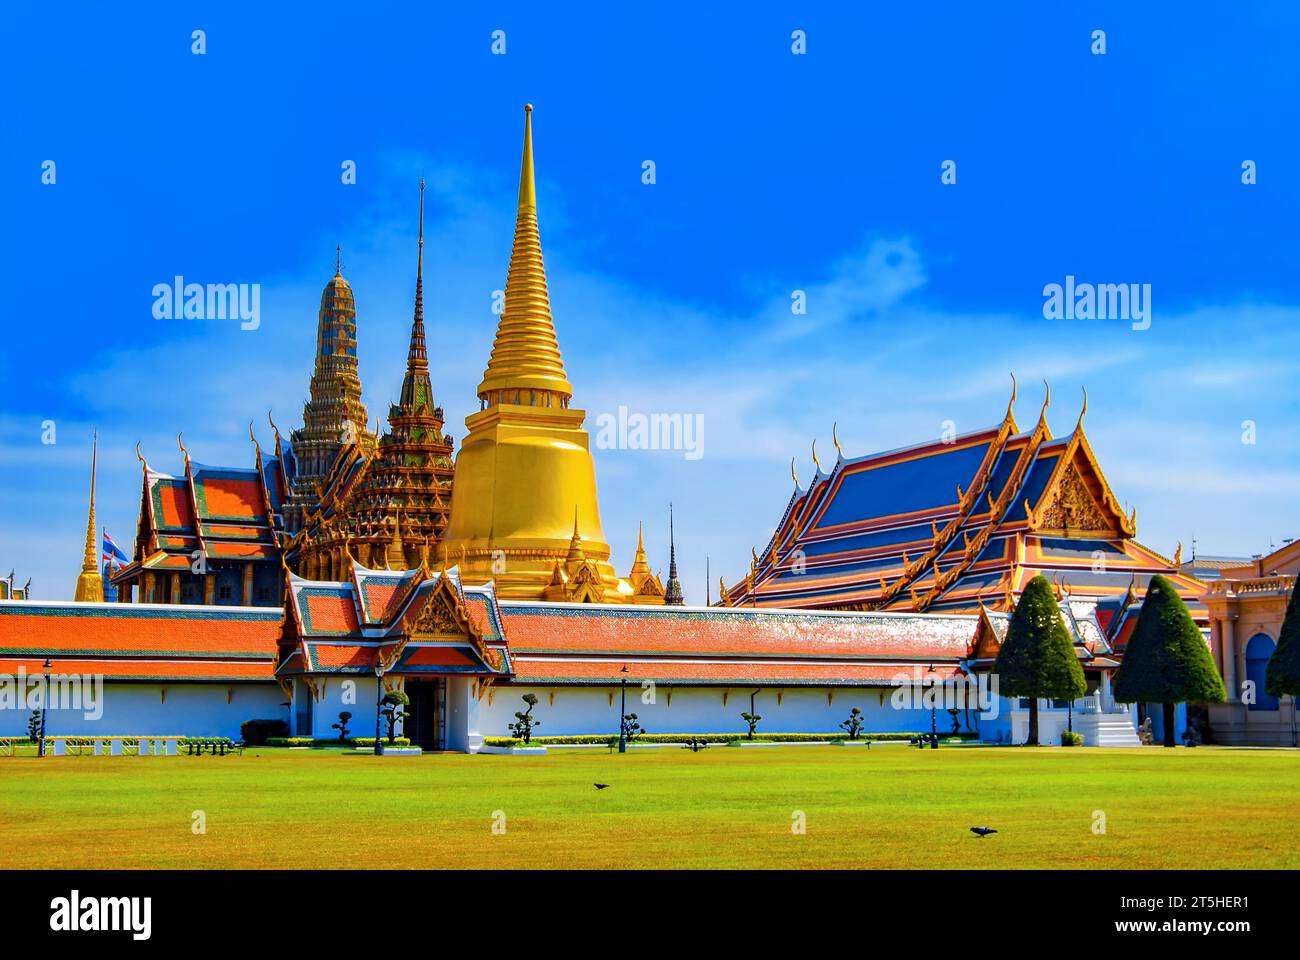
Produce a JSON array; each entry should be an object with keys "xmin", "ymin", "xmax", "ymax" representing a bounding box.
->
[
  {"xmin": 373, "ymin": 663, "xmax": 385, "ymax": 756},
  {"xmin": 618, "ymin": 664, "xmax": 629, "ymax": 753},
  {"xmin": 928, "ymin": 663, "xmax": 938, "ymax": 748},
  {"xmin": 37, "ymin": 658, "xmax": 52, "ymax": 758}
]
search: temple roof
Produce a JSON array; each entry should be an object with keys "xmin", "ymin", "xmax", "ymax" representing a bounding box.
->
[
  {"xmin": 0, "ymin": 600, "xmax": 280, "ymax": 680},
  {"xmin": 114, "ymin": 444, "xmax": 286, "ymax": 585},
  {"xmin": 725, "ymin": 384, "xmax": 1206, "ymax": 636},
  {"xmin": 497, "ymin": 598, "xmax": 1107, "ymax": 685},
  {"xmin": 276, "ymin": 564, "xmax": 510, "ymax": 676}
]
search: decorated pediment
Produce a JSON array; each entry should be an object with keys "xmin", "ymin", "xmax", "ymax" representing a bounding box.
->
[
  {"xmin": 1027, "ymin": 430, "xmax": 1134, "ymax": 538},
  {"xmin": 1036, "ymin": 466, "xmax": 1111, "ymax": 532},
  {"xmin": 394, "ymin": 573, "xmax": 503, "ymax": 672},
  {"xmin": 409, "ymin": 591, "xmax": 466, "ymax": 639},
  {"xmin": 635, "ymin": 573, "xmax": 665, "ymax": 598}
]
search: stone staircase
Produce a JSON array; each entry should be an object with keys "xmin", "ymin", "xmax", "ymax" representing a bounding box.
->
[{"xmin": 1080, "ymin": 713, "xmax": 1142, "ymax": 747}]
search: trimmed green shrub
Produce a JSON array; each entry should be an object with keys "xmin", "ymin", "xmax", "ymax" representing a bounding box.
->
[
  {"xmin": 508, "ymin": 693, "xmax": 541, "ymax": 744},
  {"xmin": 478, "ymin": 731, "xmax": 973, "ymax": 747},
  {"xmin": 1115, "ymin": 574, "xmax": 1225, "ymax": 746},
  {"xmin": 1266, "ymin": 576, "xmax": 1300, "ymax": 700},
  {"xmin": 839, "ymin": 707, "xmax": 865, "ymax": 740},
  {"xmin": 994, "ymin": 575, "xmax": 1086, "ymax": 745},
  {"xmin": 381, "ymin": 691, "xmax": 410, "ymax": 743},
  {"xmin": 1060, "ymin": 730, "xmax": 1084, "ymax": 747},
  {"xmin": 264, "ymin": 736, "xmax": 410, "ymax": 748},
  {"xmin": 241, "ymin": 719, "xmax": 289, "ymax": 745}
]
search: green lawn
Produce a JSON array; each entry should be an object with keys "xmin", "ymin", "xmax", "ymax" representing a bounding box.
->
[{"xmin": 0, "ymin": 745, "xmax": 1295, "ymax": 869}]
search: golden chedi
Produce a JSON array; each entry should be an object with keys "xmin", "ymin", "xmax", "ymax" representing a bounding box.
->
[{"xmin": 443, "ymin": 106, "xmax": 648, "ymax": 603}]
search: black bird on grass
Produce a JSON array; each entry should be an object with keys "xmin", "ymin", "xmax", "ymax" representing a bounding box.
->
[
  {"xmin": 970, "ymin": 826, "xmax": 998, "ymax": 838},
  {"xmin": 594, "ymin": 783, "xmax": 611, "ymax": 790}
]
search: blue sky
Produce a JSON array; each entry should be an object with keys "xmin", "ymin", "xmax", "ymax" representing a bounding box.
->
[{"xmin": 3, "ymin": 2, "xmax": 1299, "ymax": 600}]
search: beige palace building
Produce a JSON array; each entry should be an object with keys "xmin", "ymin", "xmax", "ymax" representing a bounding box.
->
[{"xmin": 1203, "ymin": 539, "xmax": 1300, "ymax": 745}]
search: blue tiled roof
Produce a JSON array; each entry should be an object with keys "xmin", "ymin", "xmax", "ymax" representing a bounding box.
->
[{"xmin": 815, "ymin": 440, "xmax": 991, "ymax": 528}]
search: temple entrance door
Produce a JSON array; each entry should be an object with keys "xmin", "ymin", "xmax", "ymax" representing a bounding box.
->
[{"xmin": 406, "ymin": 678, "xmax": 447, "ymax": 750}]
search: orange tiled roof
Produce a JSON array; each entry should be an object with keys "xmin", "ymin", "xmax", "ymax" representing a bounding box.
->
[
  {"xmin": 509, "ymin": 657, "xmax": 966, "ymax": 685},
  {"xmin": 498, "ymin": 603, "xmax": 977, "ymax": 661},
  {"xmin": 0, "ymin": 656, "xmax": 273, "ymax": 681},
  {"xmin": 0, "ymin": 601, "xmax": 281, "ymax": 658}
]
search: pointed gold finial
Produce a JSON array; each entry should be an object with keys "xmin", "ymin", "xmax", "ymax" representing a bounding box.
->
[
  {"xmin": 832, "ymin": 422, "xmax": 843, "ymax": 459},
  {"xmin": 248, "ymin": 420, "xmax": 260, "ymax": 455},
  {"xmin": 1076, "ymin": 385, "xmax": 1088, "ymax": 431},
  {"xmin": 1173, "ymin": 541, "xmax": 1183, "ymax": 566},
  {"xmin": 177, "ymin": 432, "xmax": 189, "ymax": 466},
  {"xmin": 790, "ymin": 457, "xmax": 799, "ymax": 487},
  {"xmin": 565, "ymin": 506, "xmax": 586, "ymax": 566},
  {"xmin": 476, "ymin": 104, "xmax": 572, "ymax": 401},
  {"xmin": 335, "ymin": 243, "xmax": 342, "ymax": 276},
  {"xmin": 811, "ymin": 439, "xmax": 821, "ymax": 472},
  {"xmin": 134, "ymin": 441, "xmax": 145, "ymax": 465},
  {"xmin": 1039, "ymin": 379, "xmax": 1051, "ymax": 424},
  {"xmin": 1006, "ymin": 372, "xmax": 1017, "ymax": 420},
  {"xmin": 74, "ymin": 432, "xmax": 104, "ymax": 602}
]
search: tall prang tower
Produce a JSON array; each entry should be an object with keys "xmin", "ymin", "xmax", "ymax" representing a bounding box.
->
[
  {"xmin": 291, "ymin": 183, "xmax": 456, "ymax": 578},
  {"xmin": 283, "ymin": 251, "xmax": 372, "ymax": 534}
]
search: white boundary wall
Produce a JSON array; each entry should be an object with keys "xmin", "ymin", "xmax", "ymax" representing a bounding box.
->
[
  {"xmin": 0, "ymin": 682, "xmax": 285, "ymax": 739},
  {"xmin": 478, "ymin": 684, "xmax": 985, "ymax": 740}
]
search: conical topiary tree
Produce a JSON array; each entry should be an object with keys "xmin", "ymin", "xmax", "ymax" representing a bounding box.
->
[
  {"xmin": 993, "ymin": 575, "xmax": 1086, "ymax": 745},
  {"xmin": 1114, "ymin": 574, "xmax": 1225, "ymax": 747},
  {"xmin": 1265, "ymin": 576, "xmax": 1300, "ymax": 734}
]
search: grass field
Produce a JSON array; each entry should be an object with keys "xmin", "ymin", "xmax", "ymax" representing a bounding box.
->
[{"xmin": 1, "ymin": 744, "xmax": 1296, "ymax": 869}]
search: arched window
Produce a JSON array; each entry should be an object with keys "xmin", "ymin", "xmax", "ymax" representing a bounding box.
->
[{"xmin": 1245, "ymin": 633, "xmax": 1278, "ymax": 711}]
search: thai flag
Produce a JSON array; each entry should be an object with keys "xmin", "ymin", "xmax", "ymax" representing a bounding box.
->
[{"xmin": 102, "ymin": 531, "xmax": 130, "ymax": 568}]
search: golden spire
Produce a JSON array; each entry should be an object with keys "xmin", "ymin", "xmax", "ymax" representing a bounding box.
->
[
  {"xmin": 566, "ymin": 507, "xmax": 585, "ymax": 562},
  {"xmin": 832, "ymin": 422, "xmax": 843, "ymax": 459},
  {"xmin": 628, "ymin": 520, "xmax": 653, "ymax": 583},
  {"xmin": 811, "ymin": 439, "xmax": 821, "ymax": 473},
  {"xmin": 477, "ymin": 104, "xmax": 573, "ymax": 402},
  {"xmin": 386, "ymin": 509, "xmax": 406, "ymax": 571},
  {"xmin": 74, "ymin": 432, "xmax": 104, "ymax": 602}
]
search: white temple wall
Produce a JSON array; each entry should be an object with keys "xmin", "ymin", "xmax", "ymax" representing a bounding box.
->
[
  {"xmin": 479, "ymin": 684, "xmax": 988, "ymax": 740},
  {"xmin": 0, "ymin": 682, "xmax": 285, "ymax": 739},
  {"xmin": 301, "ymin": 676, "xmax": 405, "ymax": 740}
]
